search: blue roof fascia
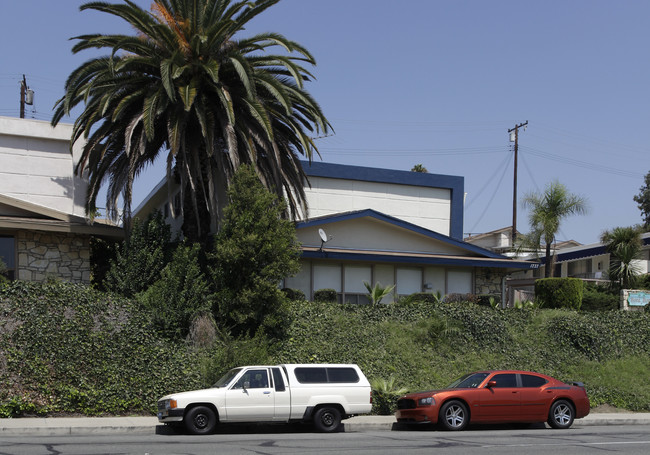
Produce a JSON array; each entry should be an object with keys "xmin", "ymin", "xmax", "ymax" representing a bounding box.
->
[
  {"xmin": 555, "ymin": 245, "xmax": 605, "ymax": 262},
  {"xmin": 301, "ymin": 161, "xmax": 465, "ymax": 240},
  {"xmin": 556, "ymin": 235, "xmax": 650, "ymax": 263},
  {"xmin": 301, "ymin": 250, "xmax": 538, "ymax": 270},
  {"xmin": 296, "ymin": 208, "xmax": 506, "ymax": 259}
]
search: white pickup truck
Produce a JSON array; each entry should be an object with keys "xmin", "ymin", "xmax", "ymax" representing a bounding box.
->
[{"xmin": 157, "ymin": 364, "xmax": 373, "ymax": 434}]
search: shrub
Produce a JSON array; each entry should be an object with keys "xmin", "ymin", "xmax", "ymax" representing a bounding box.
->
[
  {"xmin": 0, "ymin": 280, "xmax": 202, "ymax": 416},
  {"xmin": 314, "ymin": 289, "xmax": 338, "ymax": 303},
  {"xmin": 282, "ymin": 288, "xmax": 306, "ymax": 301},
  {"xmin": 581, "ymin": 283, "xmax": 619, "ymax": 311},
  {"xmin": 211, "ymin": 165, "xmax": 300, "ymax": 339},
  {"xmin": 398, "ymin": 292, "xmax": 443, "ymax": 305},
  {"xmin": 103, "ymin": 211, "xmax": 173, "ymax": 297},
  {"xmin": 476, "ymin": 294, "xmax": 500, "ymax": 307},
  {"xmin": 370, "ymin": 377, "xmax": 408, "ymax": 415},
  {"xmin": 137, "ymin": 242, "xmax": 212, "ymax": 340},
  {"xmin": 535, "ymin": 277, "xmax": 583, "ymax": 310},
  {"xmin": 444, "ymin": 293, "xmax": 480, "ymax": 305}
]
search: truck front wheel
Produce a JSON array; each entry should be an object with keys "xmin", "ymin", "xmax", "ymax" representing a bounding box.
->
[
  {"xmin": 313, "ymin": 406, "xmax": 342, "ymax": 432},
  {"xmin": 185, "ymin": 406, "xmax": 217, "ymax": 435}
]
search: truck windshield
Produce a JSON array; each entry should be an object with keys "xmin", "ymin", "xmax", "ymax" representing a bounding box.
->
[{"xmin": 213, "ymin": 368, "xmax": 242, "ymax": 388}]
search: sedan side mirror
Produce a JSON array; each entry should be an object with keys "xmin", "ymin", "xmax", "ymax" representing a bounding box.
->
[
  {"xmin": 487, "ymin": 381, "xmax": 497, "ymax": 388},
  {"xmin": 243, "ymin": 381, "xmax": 250, "ymax": 390}
]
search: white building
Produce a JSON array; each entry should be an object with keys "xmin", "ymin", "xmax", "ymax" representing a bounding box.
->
[
  {"xmin": 0, "ymin": 116, "xmax": 122, "ymax": 282},
  {"xmin": 136, "ymin": 161, "xmax": 536, "ymax": 303}
]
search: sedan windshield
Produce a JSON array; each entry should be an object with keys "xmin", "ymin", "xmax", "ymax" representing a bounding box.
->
[
  {"xmin": 213, "ymin": 368, "xmax": 242, "ymax": 388},
  {"xmin": 447, "ymin": 372, "xmax": 489, "ymax": 389}
]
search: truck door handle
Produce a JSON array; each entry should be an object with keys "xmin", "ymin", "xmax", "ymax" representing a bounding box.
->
[{"xmin": 263, "ymin": 391, "xmax": 271, "ymax": 394}]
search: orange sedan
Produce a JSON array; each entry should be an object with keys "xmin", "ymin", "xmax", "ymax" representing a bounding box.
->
[{"xmin": 396, "ymin": 370, "xmax": 590, "ymax": 431}]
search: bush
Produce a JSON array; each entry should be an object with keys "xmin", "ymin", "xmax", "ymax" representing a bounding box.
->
[
  {"xmin": 137, "ymin": 242, "xmax": 212, "ymax": 340},
  {"xmin": 476, "ymin": 294, "xmax": 500, "ymax": 307},
  {"xmin": 535, "ymin": 277, "xmax": 583, "ymax": 310},
  {"xmin": 398, "ymin": 292, "xmax": 443, "ymax": 305},
  {"xmin": 313, "ymin": 289, "xmax": 338, "ymax": 303},
  {"xmin": 282, "ymin": 288, "xmax": 306, "ymax": 301},
  {"xmin": 211, "ymin": 166, "xmax": 300, "ymax": 339},
  {"xmin": 581, "ymin": 283, "xmax": 619, "ymax": 311},
  {"xmin": 0, "ymin": 280, "xmax": 203, "ymax": 417},
  {"xmin": 444, "ymin": 293, "xmax": 480, "ymax": 305},
  {"xmin": 103, "ymin": 211, "xmax": 173, "ymax": 297}
]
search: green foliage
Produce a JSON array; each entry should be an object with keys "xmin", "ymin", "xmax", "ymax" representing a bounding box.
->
[
  {"xmin": 211, "ymin": 165, "xmax": 300, "ymax": 339},
  {"xmin": 633, "ymin": 171, "xmax": 650, "ymax": 228},
  {"xmin": 369, "ymin": 376, "xmax": 409, "ymax": 415},
  {"xmin": 397, "ymin": 291, "xmax": 445, "ymax": 306},
  {"xmin": 535, "ymin": 277, "xmax": 583, "ymax": 310},
  {"xmin": 522, "ymin": 180, "xmax": 588, "ymax": 277},
  {"xmin": 282, "ymin": 288, "xmax": 306, "ymax": 301},
  {"xmin": 581, "ymin": 282, "xmax": 619, "ymax": 311},
  {"xmin": 0, "ymin": 280, "xmax": 203, "ymax": 417},
  {"xmin": 0, "ymin": 258, "xmax": 8, "ymax": 284},
  {"xmin": 103, "ymin": 211, "xmax": 173, "ymax": 297},
  {"xmin": 313, "ymin": 289, "xmax": 337, "ymax": 303},
  {"xmin": 52, "ymin": 0, "xmax": 329, "ymax": 243},
  {"xmin": 363, "ymin": 281, "xmax": 395, "ymax": 305},
  {"xmin": 444, "ymin": 293, "xmax": 480, "ymax": 305},
  {"xmin": 601, "ymin": 226, "xmax": 644, "ymax": 289},
  {"xmin": 137, "ymin": 242, "xmax": 212, "ymax": 340}
]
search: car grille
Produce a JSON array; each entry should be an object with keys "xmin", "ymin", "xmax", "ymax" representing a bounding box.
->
[{"xmin": 397, "ymin": 398, "xmax": 416, "ymax": 410}]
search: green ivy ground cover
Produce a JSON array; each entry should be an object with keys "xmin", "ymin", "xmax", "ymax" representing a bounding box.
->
[{"xmin": 1, "ymin": 282, "xmax": 649, "ymax": 417}]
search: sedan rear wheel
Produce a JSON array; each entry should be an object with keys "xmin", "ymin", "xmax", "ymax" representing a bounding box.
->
[
  {"xmin": 548, "ymin": 399, "xmax": 574, "ymax": 429},
  {"xmin": 439, "ymin": 400, "xmax": 469, "ymax": 431}
]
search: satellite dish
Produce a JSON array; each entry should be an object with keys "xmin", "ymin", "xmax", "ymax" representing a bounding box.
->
[{"xmin": 318, "ymin": 228, "xmax": 330, "ymax": 252}]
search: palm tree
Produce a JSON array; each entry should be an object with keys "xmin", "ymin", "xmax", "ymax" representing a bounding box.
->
[
  {"xmin": 521, "ymin": 181, "xmax": 588, "ymax": 277},
  {"xmin": 601, "ymin": 226, "xmax": 643, "ymax": 288},
  {"xmin": 363, "ymin": 281, "xmax": 396, "ymax": 305},
  {"xmin": 52, "ymin": 0, "xmax": 330, "ymax": 243}
]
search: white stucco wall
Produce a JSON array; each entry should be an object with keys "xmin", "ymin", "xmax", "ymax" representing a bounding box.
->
[
  {"xmin": 303, "ymin": 176, "xmax": 452, "ymax": 235},
  {"xmin": 297, "ymin": 217, "xmax": 469, "ymax": 256},
  {"xmin": 0, "ymin": 116, "xmax": 86, "ymax": 217}
]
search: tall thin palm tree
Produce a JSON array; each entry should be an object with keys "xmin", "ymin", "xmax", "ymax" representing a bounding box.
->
[
  {"xmin": 522, "ymin": 180, "xmax": 588, "ymax": 277},
  {"xmin": 52, "ymin": 0, "xmax": 330, "ymax": 243}
]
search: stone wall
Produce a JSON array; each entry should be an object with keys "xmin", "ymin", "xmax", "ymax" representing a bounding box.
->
[
  {"xmin": 16, "ymin": 231, "xmax": 91, "ymax": 283},
  {"xmin": 474, "ymin": 268, "xmax": 507, "ymax": 296}
]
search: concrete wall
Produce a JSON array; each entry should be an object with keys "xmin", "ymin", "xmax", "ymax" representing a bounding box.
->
[{"xmin": 16, "ymin": 231, "xmax": 91, "ymax": 283}]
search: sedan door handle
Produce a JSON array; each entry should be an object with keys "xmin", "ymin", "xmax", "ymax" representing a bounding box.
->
[{"xmin": 263, "ymin": 391, "xmax": 271, "ymax": 394}]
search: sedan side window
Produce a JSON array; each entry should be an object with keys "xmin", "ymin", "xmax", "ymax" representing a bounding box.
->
[
  {"xmin": 490, "ymin": 373, "xmax": 518, "ymax": 388},
  {"xmin": 521, "ymin": 374, "xmax": 548, "ymax": 388}
]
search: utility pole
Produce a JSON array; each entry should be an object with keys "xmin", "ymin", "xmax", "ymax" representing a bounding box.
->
[
  {"xmin": 508, "ymin": 120, "xmax": 528, "ymax": 245},
  {"xmin": 20, "ymin": 75, "xmax": 27, "ymax": 119},
  {"xmin": 19, "ymin": 75, "xmax": 34, "ymax": 119}
]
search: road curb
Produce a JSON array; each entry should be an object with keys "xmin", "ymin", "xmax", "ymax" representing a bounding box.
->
[{"xmin": 1, "ymin": 413, "xmax": 649, "ymax": 436}]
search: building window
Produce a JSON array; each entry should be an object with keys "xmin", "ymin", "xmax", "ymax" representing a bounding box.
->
[
  {"xmin": 396, "ymin": 267, "xmax": 422, "ymax": 296},
  {"xmin": 0, "ymin": 235, "xmax": 15, "ymax": 280}
]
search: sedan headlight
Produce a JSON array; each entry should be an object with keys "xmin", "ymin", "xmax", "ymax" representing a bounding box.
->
[{"xmin": 418, "ymin": 397, "xmax": 435, "ymax": 406}]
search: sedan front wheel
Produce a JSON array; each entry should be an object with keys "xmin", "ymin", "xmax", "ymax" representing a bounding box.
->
[{"xmin": 439, "ymin": 400, "xmax": 469, "ymax": 431}]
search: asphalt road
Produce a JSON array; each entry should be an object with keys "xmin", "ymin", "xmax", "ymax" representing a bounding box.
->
[{"xmin": 1, "ymin": 425, "xmax": 649, "ymax": 455}]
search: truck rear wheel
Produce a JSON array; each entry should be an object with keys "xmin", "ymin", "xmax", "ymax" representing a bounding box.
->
[
  {"xmin": 313, "ymin": 406, "xmax": 342, "ymax": 432},
  {"xmin": 185, "ymin": 406, "xmax": 217, "ymax": 435}
]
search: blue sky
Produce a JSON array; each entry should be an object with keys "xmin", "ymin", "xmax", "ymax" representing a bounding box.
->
[{"xmin": 1, "ymin": 0, "xmax": 649, "ymax": 244}]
